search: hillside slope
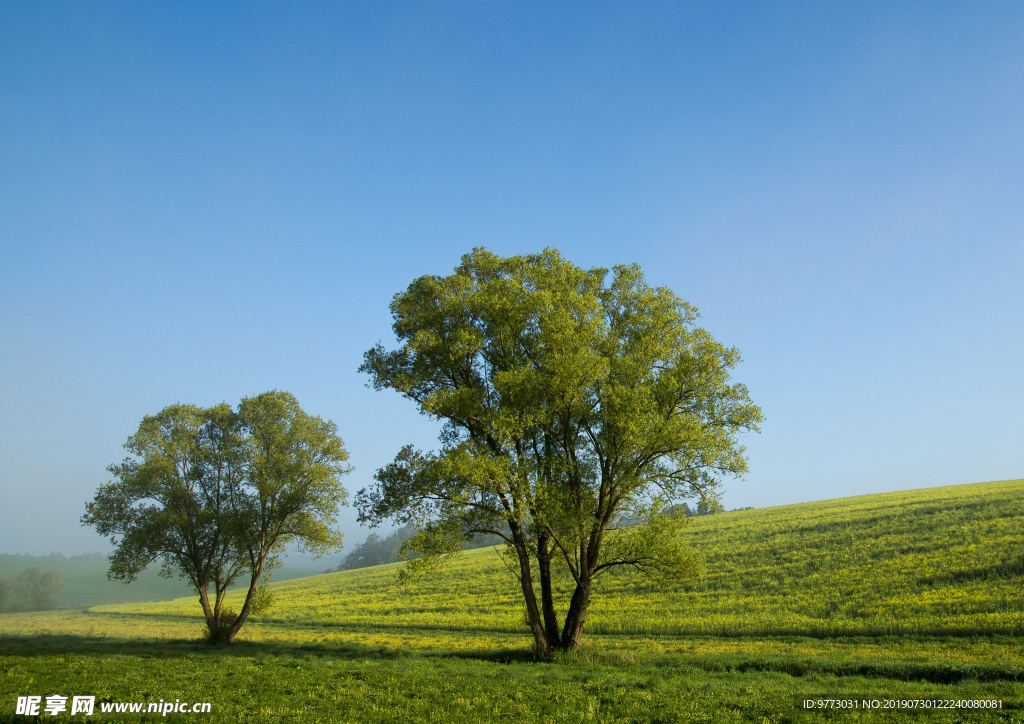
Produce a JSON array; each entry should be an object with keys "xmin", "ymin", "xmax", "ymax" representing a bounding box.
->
[{"xmin": 102, "ymin": 478, "xmax": 1024, "ymax": 637}]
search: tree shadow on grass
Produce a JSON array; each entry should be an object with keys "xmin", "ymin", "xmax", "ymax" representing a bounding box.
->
[
  {"xmin": 6, "ymin": 617, "xmax": 1024, "ymax": 687},
  {"xmin": 8, "ymin": 632, "xmax": 1024, "ymax": 686},
  {"xmin": 0, "ymin": 629, "xmax": 537, "ymax": 666}
]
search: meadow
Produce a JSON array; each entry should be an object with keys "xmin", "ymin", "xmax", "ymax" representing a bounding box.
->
[
  {"xmin": 108, "ymin": 477, "xmax": 1024, "ymax": 638},
  {"xmin": 2, "ymin": 479, "xmax": 1023, "ymax": 722}
]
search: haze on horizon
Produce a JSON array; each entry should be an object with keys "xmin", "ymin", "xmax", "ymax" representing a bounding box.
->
[{"xmin": 1, "ymin": 3, "xmax": 1021, "ymax": 557}]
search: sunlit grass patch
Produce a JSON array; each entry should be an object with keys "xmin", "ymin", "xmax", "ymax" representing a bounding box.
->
[{"xmin": 2, "ymin": 627, "xmax": 1021, "ymax": 723}]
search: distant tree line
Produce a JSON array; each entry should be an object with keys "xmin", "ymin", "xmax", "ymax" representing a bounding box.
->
[
  {"xmin": 329, "ymin": 504, "xmax": 755, "ymax": 572},
  {"xmin": 0, "ymin": 567, "xmax": 64, "ymax": 612},
  {"xmin": 0, "ymin": 552, "xmax": 106, "ymax": 574},
  {"xmin": 329, "ymin": 524, "xmax": 507, "ymax": 572},
  {"xmin": 676, "ymin": 502, "xmax": 754, "ymax": 517},
  {"xmin": 0, "ymin": 551, "xmax": 102, "ymax": 563},
  {"xmin": 612, "ymin": 502, "xmax": 755, "ymax": 528}
]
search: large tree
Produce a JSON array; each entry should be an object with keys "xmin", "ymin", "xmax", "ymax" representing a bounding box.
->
[
  {"xmin": 358, "ymin": 248, "xmax": 762, "ymax": 654},
  {"xmin": 83, "ymin": 391, "xmax": 350, "ymax": 644}
]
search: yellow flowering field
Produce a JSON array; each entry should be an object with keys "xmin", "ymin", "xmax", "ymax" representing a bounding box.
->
[{"xmin": 100, "ymin": 478, "xmax": 1024, "ymax": 639}]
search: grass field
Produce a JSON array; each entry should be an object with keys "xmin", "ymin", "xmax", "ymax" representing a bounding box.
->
[
  {"xmin": 107, "ymin": 477, "xmax": 1024, "ymax": 638},
  {"xmin": 2, "ymin": 479, "xmax": 1023, "ymax": 722}
]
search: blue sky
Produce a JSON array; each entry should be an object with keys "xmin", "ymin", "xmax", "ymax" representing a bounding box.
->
[{"xmin": 1, "ymin": 2, "xmax": 1022, "ymax": 556}]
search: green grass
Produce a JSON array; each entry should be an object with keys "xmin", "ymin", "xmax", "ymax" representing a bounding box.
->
[
  {"xmin": 2, "ymin": 479, "xmax": 1023, "ymax": 722},
  {"xmin": 1, "ymin": 613, "xmax": 1022, "ymax": 722}
]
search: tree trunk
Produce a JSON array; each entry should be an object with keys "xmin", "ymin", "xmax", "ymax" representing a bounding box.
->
[
  {"xmin": 213, "ymin": 588, "xmax": 225, "ymax": 623},
  {"xmin": 197, "ymin": 587, "xmax": 216, "ymax": 637},
  {"xmin": 224, "ymin": 560, "xmax": 263, "ymax": 644},
  {"xmin": 509, "ymin": 525, "xmax": 551, "ymax": 656},
  {"xmin": 536, "ymin": 533, "xmax": 560, "ymax": 646},
  {"xmin": 559, "ymin": 580, "xmax": 591, "ymax": 651}
]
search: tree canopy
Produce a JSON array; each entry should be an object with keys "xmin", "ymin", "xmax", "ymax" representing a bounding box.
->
[
  {"xmin": 358, "ymin": 248, "xmax": 762, "ymax": 654},
  {"xmin": 82, "ymin": 391, "xmax": 350, "ymax": 643}
]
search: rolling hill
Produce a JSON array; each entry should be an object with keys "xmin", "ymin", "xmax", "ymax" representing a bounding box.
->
[{"xmin": 101, "ymin": 478, "xmax": 1024, "ymax": 638}]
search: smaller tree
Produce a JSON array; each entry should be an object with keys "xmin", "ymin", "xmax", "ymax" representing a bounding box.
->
[{"xmin": 83, "ymin": 391, "xmax": 350, "ymax": 644}]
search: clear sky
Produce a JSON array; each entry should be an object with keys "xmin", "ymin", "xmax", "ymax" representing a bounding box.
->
[{"xmin": 1, "ymin": 2, "xmax": 1022, "ymax": 556}]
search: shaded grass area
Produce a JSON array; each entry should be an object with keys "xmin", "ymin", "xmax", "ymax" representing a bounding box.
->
[{"xmin": 2, "ymin": 611, "xmax": 1023, "ymax": 722}]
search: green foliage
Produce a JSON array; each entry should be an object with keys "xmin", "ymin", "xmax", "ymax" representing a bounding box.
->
[
  {"xmin": 598, "ymin": 510, "xmax": 706, "ymax": 585},
  {"xmin": 17, "ymin": 568, "xmax": 63, "ymax": 611},
  {"xmin": 235, "ymin": 391, "xmax": 351, "ymax": 562},
  {"xmin": 248, "ymin": 583, "xmax": 275, "ymax": 616},
  {"xmin": 359, "ymin": 247, "xmax": 761, "ymax": 652},
  {"xmin": 219, "ymin": 390, "xmax": 351, "ymax": 641}
]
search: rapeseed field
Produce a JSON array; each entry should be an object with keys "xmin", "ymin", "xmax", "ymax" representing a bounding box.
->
[{"xmin": 104, "ymin": 478, "xmax": 1024, "ymax": 638}]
